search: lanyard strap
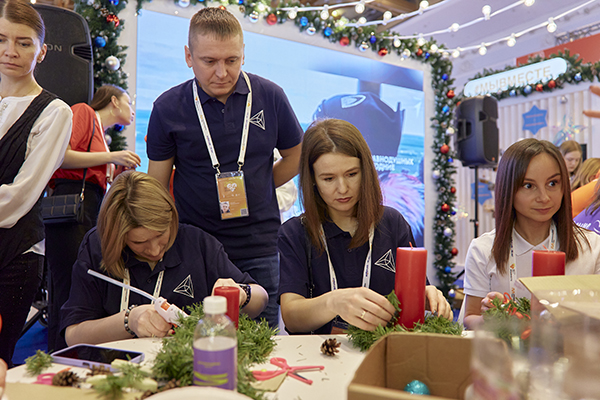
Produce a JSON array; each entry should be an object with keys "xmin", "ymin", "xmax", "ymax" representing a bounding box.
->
[
  {"xmin": 321, "ymin": 225, "xmax": 374, "ymax": 291},
  {"xmin": 120, "ymin": 269, "xmax": 165, "ymax": 311},
  {"xmin": 192, "ymin": 71, "xmax": 252, "ymax": 175},
  {"xmin": 507, "ymin": 222, "xmax": 557, "ymax": 300}
]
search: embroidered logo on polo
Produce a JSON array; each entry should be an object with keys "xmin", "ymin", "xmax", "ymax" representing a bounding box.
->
[
  {"xmin": 374, "ymin": 249, "xmax": 395, "ymax": 273},
  {"xmin": 173, "ymin": 275, "xmax": 194, "ymax": 298},
  {"xmin": 250, "ymin": 110, "xmax": 265, "ymax": 130}
]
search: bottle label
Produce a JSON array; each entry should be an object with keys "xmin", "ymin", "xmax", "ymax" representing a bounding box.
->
[{"xmin": 193, "ymin": 343, "xmax": 237, "ymax": 390}]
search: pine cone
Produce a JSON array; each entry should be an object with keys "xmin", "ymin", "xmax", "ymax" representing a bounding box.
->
[
  {"xmin": 52, "ymin": 370, "xmax": 80, "ymax": 387},
  {"xmin": 320, "ymin": 338, "xmax": 341, "ymax": 356},
  {"xmin": 87, "ymin": 365, "xmax": 113, "ymax": 376}
]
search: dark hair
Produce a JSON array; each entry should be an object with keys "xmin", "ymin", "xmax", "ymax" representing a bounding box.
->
[
  {"xmin": 89, "ymin": 85, "xmax": 127, "ymax": 111},
  {"xmin": 0, "ymin": 0, "xmax": 45, "ymax": 43},
  {"xmin": 300, "ymin": 118, "xmax": 383, "ymax": 252},
  {"xmin": 188, "ymin": 7, "xmax": 242, "ymax": 52},
  {"xmin": 493, "ymin": 138, "xmax": 588, "ymax": 274}
]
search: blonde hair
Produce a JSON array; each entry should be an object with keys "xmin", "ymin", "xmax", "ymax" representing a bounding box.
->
[
  {"xmin": 188, "ymin": 7, "xmax": 242, "ymax": 53},
  {"xmin": 571, "ymin": 158, "xmax": 600, "ymax": 191},
  {"xmin": 97, "ymin": 171, "xmax": 178, "ymax": 279}
]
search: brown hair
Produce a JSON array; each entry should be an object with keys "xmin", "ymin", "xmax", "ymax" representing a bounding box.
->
[
  {"xmin": 188, "ymin": 7, "xmax": 243, "ymax": 52},
  {"xmin": 300, "ymin": 119, "xmax": 383, "ymax": 252},
  {"xmin": 559, "ymin": 140, "xmax": 582, "ymax": 176},
  {"xmin": 571, "ymin": 158, "xmax": 600, "ymax": 191},
  {"xmin": 0, "ymin": 0, "xmax": 45, "ymax": 43},
  {"xmin": 492, "ymin": 138, "xmax": 588, "ymax": 274},
  {"xmin": 89, "ymin": 84, "xmax": 127, "ymax": 111},
  {"xmin": 97, "ymin": 171, "xmax": 179, "ymax": 279}
]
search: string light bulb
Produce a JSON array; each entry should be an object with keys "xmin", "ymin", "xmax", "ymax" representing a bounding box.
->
[
  {"xmin": 287, "ymin": 6, "xmax": 297, "ymax": 19},
  {"xmin": 256, "ymin": 2, "xmax": 266, "ymax": 12},
  {"xmin": 383, "ymin": 11, "xmax": 392, "ymax": 22},
  {"xmin": 547, "ymin": 18, "xmax": 557, "ymax": 33},
  {"xmin": 482, "ymin": 5, "xmax": 491, "ymax": 20},
  {"xmin": 450, "ymin": 22, "xmax": 460, "ymax": 32},
  {"xmin": 320, "ymin": 5, "xmax": 329, "ymax": 20},
  {"xmin": 478, "ymin": 43, "xmax": 487, "ymax": 55},
  {"xmin": 419, "ymin": 0, "xmax": 429, "ymax": 10},
  {"xmin": 358, "ymin": 16, "xmax": 367, "ymax": 24},
  {"xmin": 430, "ymin": 43, "xmax": 438, "ymax": 53},
  {"xmin": 355, "ymin": 0, "xmax": 365, "ymax": 14},
  {"xmin": 524, "ymin": 0, "xmax": 535, "ymax": 6},
  {"xmin": 452, "ymin": 48, "xmax": 460, "ymax": 58},
  {"xmin": 393, "ymin": 36, "xmax": 401, "ymax": 48},
  {"xmin": 417, "ymin": 34, "xmax": 426, "ymax": 46},
  {"xmin": 507, "ymin": 34, "xmax": 516, "ymax": 47}
]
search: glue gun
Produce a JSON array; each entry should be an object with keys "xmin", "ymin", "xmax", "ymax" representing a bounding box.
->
[{"xmin": 154, "ymin": 297, "xmax": 186, "ymax": 325}]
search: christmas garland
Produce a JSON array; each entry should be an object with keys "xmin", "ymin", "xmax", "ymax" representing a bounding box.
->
[{"xmin": 466, "ymin": 49, "xmax": 600, "ymax": 101}]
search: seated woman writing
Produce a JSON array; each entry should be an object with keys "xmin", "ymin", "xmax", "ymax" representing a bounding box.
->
[
  {"xmin": 463, "ymin": 139, "xmax": 600, "ymax": 329},
  {"xmin": 61, "ymin": 171, "xmax": 267, "ymax": 345},
  {"xmin": 278, "ymin": 119, "xmax": 451, "ymax": 334}
]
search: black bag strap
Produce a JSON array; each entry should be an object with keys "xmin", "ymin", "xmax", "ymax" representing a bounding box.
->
[{"xmin": 77, "ymin": 119, "xmax": 96, "ymax": 201}]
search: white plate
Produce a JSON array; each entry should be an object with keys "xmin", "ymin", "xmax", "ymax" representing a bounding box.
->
[{"xmin": 148, "ymin": 386, "xmax": 252, "ymax": 399}]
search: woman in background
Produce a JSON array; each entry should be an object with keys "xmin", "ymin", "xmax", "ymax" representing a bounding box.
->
[
  {"xmin": 559, "ymin": 140, "xmax": 582, "ymax": 187},
  {"xmin": 0, "ymin": 0, "xmax": 72, "ymax": 365},
  {"xmin": 570, "ymin": 157, "xmax": 600, "ymax": 192},
  {"xmin": 45, "ymin": 85, "xmax": 140, "ymax": 350},
  {"xmin": 278, "ymin": 119, "xmax": 451, "ymax": 335},
  {"xmin": 463, "ymin": 139, "xmax": 600, "ymax": 329}
]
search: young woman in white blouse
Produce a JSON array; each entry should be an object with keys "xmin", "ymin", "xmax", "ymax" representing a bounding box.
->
[
  {"xmin": 463, "ymin": 139, "xmax": 600, "ymax": 329},
  {"xmin": 0, "ymin": 0, "xmax": 72, "ymax": 365}
]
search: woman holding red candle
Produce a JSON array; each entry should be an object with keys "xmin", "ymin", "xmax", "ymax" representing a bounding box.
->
[
  {"xmin": 278, "ymin": 119, "xmax": 451, "ymax": 334},
  {"xmin": 463, "ymin": 139, "xmax": 600, "ymax": 329},
  {"xmin": 60, "ymin": 171, "xmax": 267, "ymax": 346}
]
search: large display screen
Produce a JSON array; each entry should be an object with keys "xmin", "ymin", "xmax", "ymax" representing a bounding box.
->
[{"xmin": 136, "ymin": 10, "xmax": 425, "ymax": 245}]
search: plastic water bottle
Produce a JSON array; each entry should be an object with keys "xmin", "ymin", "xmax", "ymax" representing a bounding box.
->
[{"xmin": 193, "ymin": 296, "xmax": 237, "ymax": 390}]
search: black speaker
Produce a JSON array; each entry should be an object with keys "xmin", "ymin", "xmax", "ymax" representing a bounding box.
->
[
  {"xmin": 454, "ymin": 95, "xmax": 499, "ymax": 168},
  {"xmin": 33, "ymin": 4, "xmax": 93, "ymax": 106}
]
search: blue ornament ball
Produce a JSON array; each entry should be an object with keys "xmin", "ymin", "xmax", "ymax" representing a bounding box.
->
[
  {"xmin": 238, "ymin": 0, "xmax": 244, "ymax": 3},
  {"xmin": 324, "ymin": 27, "xmax": 333, "ymax": 37},
  {"xmin": 300, "ymin": 16, "xmax": 309, "ymax": 27},
  {"xmin": 114, "ymin": 124, "xmax": 124, "ymax": 132},
  {"xmin": 509, "ymin": 89, "xmax": 516, "ymax": 97},
  {"xmin": 404, "ymin": 380, "xmax": 430, "ymax": 395},
  {"xmin": 444, "ymin": 266, "xmax": 452, "ymax": 273},
  {"xmin": 448, "ymin": 289, "xmax": 456, "ymax": 298},
  {"xmin": 574, "ymin": 73, "xmax": 582, "ymax": 82},
  {"xmin": 110, "ymin": 0, "xmax": 119, "ymax": 5},
  {"xmin": 94, "ymin": 36, "xmax": 106, "ymax": 48},
  {"xmin": 425, "ymin": 52, "xmax": 430, "ymax": 59},
  {"xmin": 442, "ymin": 105, "xmax": 449, "ymax": 113},
  {"xmin": 524, "ymin": 85, "xmax": 532, "ymax": 94},
  {"xmin": 447, "ymin": 157, "xmax": 453, "ymax": 163},
  {"xmin": 450, "ymin": 210, "xmax": 457, "ymax": 216},
  {"xmin": 369, "ymin": 35, "xmax": 377, "ymax": 44},
  {"xmin": 442, "ymin": 73, "xmax": 448, "ymax": 81}
]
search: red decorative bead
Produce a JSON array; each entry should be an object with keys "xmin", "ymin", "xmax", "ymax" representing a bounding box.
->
[
  {"xmin": 218, "ymin": 5, "xmax": 226, "ymax": 10},
  {"xmin": 536, "ymin": 84, "xmax": 544, "ymax": 92},
  {"xmin": 416, "ymin": 48, "xmax": 423, "ymax": 57},
  {"xmin": 106, "ymin": 14, "xmax": 120, "ymax": 27},
  {"xmin": 441, "ymin": 203, "xmax": 450, "ymax": 212},
  {"xmin": 339, "ymin": 36, "xmax": 350, "ymax": 46},
  {"xmin": 451, "ymin": 247, "xmax": 459, "ymax": 256},
  {"xmin": 548, "ymin": 80, "xmax": 556, "ymax": 89},
  {"xmin": 378, "ymin": 48, "xmax": 388, "ymax": 57},
  {"xmin": 440, "ymin": 144, "xmax": 450, "ymax": 154},
  {"xmin": 446, "ymin": 90, "xmax": 455, "ymax": 99},
  {"xmin": 450, "ymin": 186, "xmax": 456, "ymax": 194},
  {"xmin": 266, "ymin": 13, "xmax": 277, "ymax": 25}
]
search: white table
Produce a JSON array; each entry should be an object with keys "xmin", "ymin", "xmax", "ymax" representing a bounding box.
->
[{"xmin": 6, "ymin": 334, "xmax": 365, "ymax": 400}]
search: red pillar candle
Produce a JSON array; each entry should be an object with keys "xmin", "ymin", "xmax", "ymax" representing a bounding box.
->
[
  {"xmin": 395, "ymin": 247, "xmax": 427, "ymax": 329},
  {"xmin": 532, "ymin": 250, "xmax": 565, "ymax": 277},
  {"xmin": 214, "ymin": 286, "xmax": 240, "ymax": 328}
]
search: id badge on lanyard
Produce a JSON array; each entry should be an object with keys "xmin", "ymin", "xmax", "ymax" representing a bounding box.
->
[{"xmin": 216, "ymin": 171, "xmax": 249, "ymax": 219}]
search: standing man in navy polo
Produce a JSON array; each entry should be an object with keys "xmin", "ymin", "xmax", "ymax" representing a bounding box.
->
[{"xmin": 146, "ymin": 7, "xmax": 303, "ymax": 329}]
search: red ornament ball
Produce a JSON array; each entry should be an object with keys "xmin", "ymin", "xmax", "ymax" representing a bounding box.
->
[
  {"xmin": 450, "ymin": 186, "xmax": 456, "ymax": 194},
  {"xmin": 548, "ymin": 80, "xmax": 556, "ymax": 89},
  {"xmin": 447, "ymin": 90, "xmax": 455, "ymax": 99},
  {"xmin": 218, "ymin": 5, "xmax": 226, "ymax": 10},
  {"xmin": 106, "ymin": 14, "xmax": 119, "ymax": 27},
  {"xmin": 378, "ymin": 48, "xmax": 388, "ymax": 57},
  {"xmin": 535, "ymin": 84, "xmax": 544, "ymax": 92},
  {"xmin": 339, "ymin": 36, "xmax": 350, "ymax": 46},
  {"xmin": 266, "ymin": 13, "xmax": 277, "ymax": 25},
  {"xmin": 440, "ymin": 144, "xmax": 450, "ymax": 154},
  {"xmin": 441, "ymin": 203, "xmax": 450, "ymax": 212},
  {"xmin": 451, "ymin": 247, "xmax": 459, "ymax": 256},
  {"xmin": 416, "ymin": 48, "xmax": 423, "ymax": 57}
]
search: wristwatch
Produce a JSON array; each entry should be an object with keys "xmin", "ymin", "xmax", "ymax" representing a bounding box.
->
[{"xmin": 239, "ymin": 284, "xmax": 251, "ymax": 308}]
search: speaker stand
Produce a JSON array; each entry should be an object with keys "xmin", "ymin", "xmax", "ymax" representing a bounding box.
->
[{"xmin": 470, "ymin": 166, "xmax": 479, "ymax": 238}]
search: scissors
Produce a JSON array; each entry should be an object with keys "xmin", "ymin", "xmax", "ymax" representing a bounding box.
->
[{"xmin": 252, "ymin": 357, "xmax": 324, "ymax": 385}]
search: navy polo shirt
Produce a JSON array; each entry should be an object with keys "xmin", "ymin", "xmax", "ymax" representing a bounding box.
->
[
  {"xmin": 147, "ymin": 73, "xmax": 303, "ymax": 260},
  {"xmin": 278, "ymin": 206, "xmax": 416, "ymax": 334},
  {"xmin": 60, "ymin": 224, "xmax": 255, "ymax": 335}
]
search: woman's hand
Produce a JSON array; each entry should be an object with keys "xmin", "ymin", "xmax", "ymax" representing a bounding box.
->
[
  {"xmin": 328, "ymin": 287, "xmax": 397, "ymax": 331},
  {"xmin": 128, "ymin": 305, "xmax": 172, "ymax": 338},
  {"xmin": 212, "ymin": 278, "xmax": 245, "ymax": 306},
  {"xmin": 425, "ymin": 285, "xmax": 453, "ymax": 320},
  {"xmin": 481, "ymin": 291, "xmax": 504, "ymax": 313},
  {"xmin": 111, "ymin": 150, "xmax": 141, "ymax": 169}
]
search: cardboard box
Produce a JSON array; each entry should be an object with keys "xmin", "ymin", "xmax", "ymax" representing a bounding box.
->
[{"xmin": 348, "ymin": 332, "xmax": 472, "ymax": 400}]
